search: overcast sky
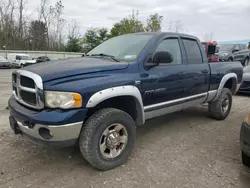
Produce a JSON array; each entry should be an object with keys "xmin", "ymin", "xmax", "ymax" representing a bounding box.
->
[{"xmin": 27, "ymin": 0, "xmax": 250, "ymax": 41}]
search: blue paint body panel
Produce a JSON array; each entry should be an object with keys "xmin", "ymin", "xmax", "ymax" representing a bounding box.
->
[{"xmin": 8, "ymin": 32, "xmax": 244, "ymax": 131}]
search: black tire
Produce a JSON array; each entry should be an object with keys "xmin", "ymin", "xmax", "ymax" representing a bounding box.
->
[
  {"xmin": 228, "ymin": 57, "xmax": 233, "ymax": 62},
  {"xmin": 79, "ymin": 108, "xmax": 136, "ymax": 171},
  {"xmin": 209, "ymin": 88, "xmax": 232, "ymax": 120},
  {"xmin": 242, "ymin": 151, "xmax": 250, "ymax": 167}
]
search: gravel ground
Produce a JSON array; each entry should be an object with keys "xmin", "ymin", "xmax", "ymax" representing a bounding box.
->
[{"xmin": 0, "ymin": 69, "xmax": 250, "ymax": 188}]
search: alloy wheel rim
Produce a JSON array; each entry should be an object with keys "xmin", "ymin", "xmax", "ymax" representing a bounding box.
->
[
  {"xmin": 221, "ymin": 95, "xmax": 230, "ymax": 113},
  {"xmin": 99, "ymin": 123, "xmax": 128, "ymax": 159}
]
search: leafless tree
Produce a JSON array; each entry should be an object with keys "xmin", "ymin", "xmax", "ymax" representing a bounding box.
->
[
  {"xmin": 168, "ymin": 20, "xmax": 184, "ymax": 33},
  {"xmin": 203, "ymin": 32, "xmax": 214, "ymax": 41},
  {"xmin": 68, "ymin": 19, "xmax": 80, "ymax": 38}
]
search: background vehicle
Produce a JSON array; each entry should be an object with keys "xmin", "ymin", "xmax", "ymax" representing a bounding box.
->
[
  {"xmin": 0, "ymin": 56, "xmax": 11, "ymax": 68},
  {"xmin": 218, "ymin": 44, "xmax": 249, "ymax": 66},
  {"xmin": 7, "ymin": 53, "xmax": 36, "ymax": 68},
  {"xmin": 233, "ymin": 45, "xmax": 249, "ymax": 66},
  {"xmin": 202, "ymin": 41, "xmax": 219, "ymax": 62},
  {"xmin": 238, "ymin": 66, "xmax": 250, "ymax": 94},
  {"xmin": 36, "ymin": 56, "xmax": 58, "ymax": 63},
  {"xmin": 8, "ymin": 32, "xmax": 243, "ymax": 171}
]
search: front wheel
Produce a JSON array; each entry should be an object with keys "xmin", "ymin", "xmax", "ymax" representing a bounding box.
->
[
  {"xmin": 79, "ymin": 108, "xmax": 136, "ymax": 170},
  {"xmin": 209, "ymin": 88, "xmax": 232, "ymax": 120}
]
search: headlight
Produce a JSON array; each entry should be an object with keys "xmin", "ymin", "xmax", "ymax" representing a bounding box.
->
[
  {"xmin": 223, "ymin": 53, "xmax": 228, "ymax": 56},
  {"xmin": 45, "ymin": 91, "xmax": 82, "ymax": 109}
]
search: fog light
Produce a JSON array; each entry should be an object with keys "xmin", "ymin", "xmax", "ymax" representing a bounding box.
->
[{"xmin": 38, "ymin": 128, "xmax": 53, "ymax": 140}]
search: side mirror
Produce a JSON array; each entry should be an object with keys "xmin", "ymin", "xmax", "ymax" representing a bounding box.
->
[{"xmin": 153, "ymin": 51, "xmax": 173, "ymax": 64}]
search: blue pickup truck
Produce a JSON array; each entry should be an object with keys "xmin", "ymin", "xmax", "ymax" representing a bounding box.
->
[{"xmin": 8, "ymin": 32, "xmax": 243, "ymax": 170}]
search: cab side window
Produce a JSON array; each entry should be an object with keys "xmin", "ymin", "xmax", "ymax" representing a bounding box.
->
[
  {"xmin": 234, "ymin": 45, "xmax": 240, "ymax": 51},
  {"xmin": 154, "ymin": 38, "xmax": 182, "ymax": 65},
  {"xmin": 241, "ymin": 44, "xmax": 246, "ymax": 50}
]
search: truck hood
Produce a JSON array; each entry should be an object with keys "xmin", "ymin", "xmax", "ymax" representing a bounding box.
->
[{"xmin": 24, "ymin": 57, "xmax": 129, "ymax": 82}]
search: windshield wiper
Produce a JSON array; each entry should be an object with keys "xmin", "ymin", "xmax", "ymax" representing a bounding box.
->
[{"xmin": 87, "ymin": 53, "xmax": 119, "ymax": 62}]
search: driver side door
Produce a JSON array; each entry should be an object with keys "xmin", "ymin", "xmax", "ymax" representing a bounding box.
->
[{"xmin": 140, "ymin": 37, "xmax": 188, "ymax": 108}]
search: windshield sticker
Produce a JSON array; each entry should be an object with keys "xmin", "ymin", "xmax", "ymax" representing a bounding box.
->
[{"xmin": 124, "ymin": 55, "xmax": 137, "ymax": 59}]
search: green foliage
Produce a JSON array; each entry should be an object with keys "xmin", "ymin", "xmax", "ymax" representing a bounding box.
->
[
  {"xmin": 110, "ymin": 10, "xmax": 144, "ymax": 37},
  {"xmin": 82, "ymin": 27, "xmax": 109, "ymax": 52},
  {"xmin": 68, "ymin": 11, "xmax": 163, "ymax": 52},
  {"xmin": 28, "ymin": 20, "xmax": 48, "ymax": 50},
  {"xmin": 81, "ymin": 11, "xmax": 163, "ymax": 52},
  {"xmin": 145, "ymin": 13, "xmax": 163, "ymax": 32},
  {"xmin": 65, "ymin": 36, "xmax": 82, "ymax": 52}
]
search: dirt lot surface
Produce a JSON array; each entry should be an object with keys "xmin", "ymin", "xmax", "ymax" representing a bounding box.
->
[{"xmin": 0, "ymin": 69, "xmax": 250, "ymax": 188}]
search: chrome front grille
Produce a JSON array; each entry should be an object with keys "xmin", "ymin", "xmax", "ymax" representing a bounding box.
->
[{"xmin": 12, "ymin": 70, "xmax": 44, "ymax": 109}]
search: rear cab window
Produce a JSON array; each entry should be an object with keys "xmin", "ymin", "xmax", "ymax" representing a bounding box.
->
[{"xmin": 182, "ymin": 39, "xmax": 203, "ymax": 64}]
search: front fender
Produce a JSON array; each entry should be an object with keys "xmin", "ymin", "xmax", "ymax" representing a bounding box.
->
[{"xmin": 86, "ymin": 85, "xmax": 145, "ymax": 125}]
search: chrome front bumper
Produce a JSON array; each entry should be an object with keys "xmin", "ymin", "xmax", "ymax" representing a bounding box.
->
[{"xmin": 16, "ymin": 120, "xmax": 83, "ymax": 142}]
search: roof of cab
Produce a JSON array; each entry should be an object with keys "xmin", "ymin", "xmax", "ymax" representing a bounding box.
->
[{"xmin": 127, "ymin": 32, "xmax": 199, "ymax": 40}]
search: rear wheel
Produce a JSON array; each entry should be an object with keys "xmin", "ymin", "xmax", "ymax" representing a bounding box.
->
[
  {"xmin": 228, "ymin": 57, "xmax": 233, "ymax": 62},
  {"xmin": 79, "ymin": 108, "xmax": 136, "ymax": 170},
  {"xmin": 242, "ymin": 151, "xmax": 250, "ymax": 167},
  {"xmin": 209, "ymin": 88, "xmax": 232, "ymax": 120}
]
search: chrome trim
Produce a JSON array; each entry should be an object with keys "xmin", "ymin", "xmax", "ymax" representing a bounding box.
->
[
  {"xmin": 144, "ymin": 92, "xmax": 207, "ymax": 111},
  {"xmin": 19, "ymin": 86, "xmax": 36, "ymax": 93},
  {"xmin": 16, "ymin": 69, "xmax": 43, "ymax": 90},
  {"xmin": 87, "ymin": 85, "xmax": 145, "ymax": 124},
  {"xmin": 13, "ymin": 91, "xmax": 41, "ymax": 109},
  {"xmin": 13, "ymin": 70, "xmax": 44, "ymax": 109},
  {"xmin": 145, "ymin": 95, "xmax": 207, "ymax": 120},
  {"xmin": 205, "ymin": 90, "xmax": 217, "ymax": 103},
  {"xmin": 214, "ymin": 73, "xmax": 237, "ymax": 100},
  {"xmin": 17, "ymin": 121, "xmax": 83, "ymax": 142}
]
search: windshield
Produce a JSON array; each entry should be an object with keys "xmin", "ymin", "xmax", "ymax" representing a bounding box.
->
[
  {"xmin": 244, "ymin": 66, "xmax": 250, "ymax": 73},
  {"xmin": 218, "ymin": 44, "xmax": 234, "ymax": 51},
  {"xmin": 19, "ymin": 56, "xmax": 32, "ymax": 60},
  {"xmin": 87, "ymin": 34, "xmax": 154, "ymax": 62}
]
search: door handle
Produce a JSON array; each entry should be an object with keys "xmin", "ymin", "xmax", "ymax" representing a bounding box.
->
[{"xmin": 201, "ymin": 69, "xmax": 209, "ymax": 74}]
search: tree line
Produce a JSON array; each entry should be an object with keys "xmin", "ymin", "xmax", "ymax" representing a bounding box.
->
[{"xmin": 0, "ymin": 0, "xmax": 186, "ymax": 53}]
